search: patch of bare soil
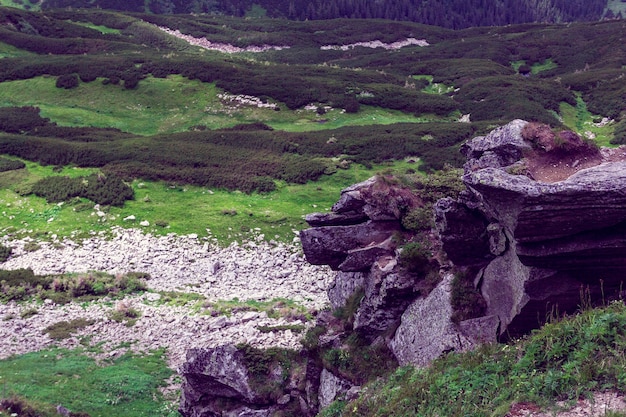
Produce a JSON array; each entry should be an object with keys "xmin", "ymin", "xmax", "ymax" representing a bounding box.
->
[
  {"xmin": 523, "ymin": 146, "xmax": 626, "ymax": 183},
  {"xmin": 506, "ymin": 392, "xmax": 626, "ymax": 417},
  {"xmin": 520, "ymin": 123, "xmax": 626, "ymax": 183}
]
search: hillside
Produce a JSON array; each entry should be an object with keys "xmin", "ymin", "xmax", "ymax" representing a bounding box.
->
[{"xmin": 1, "ymin": 6, "xmax": 626, "ymax": 417}]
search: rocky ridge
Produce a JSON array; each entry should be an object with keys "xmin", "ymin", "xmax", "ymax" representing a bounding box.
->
[{"xmin": 437, "ymin": 119, "xmax": 626, "ymax": 337}]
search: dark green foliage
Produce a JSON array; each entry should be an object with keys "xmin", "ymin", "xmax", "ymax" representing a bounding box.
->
[
  {"xmin": 399, "ymin": 241, "xmax": 431, "ymax": 274},
  {"xmin": 236, "ymin": 344, "xmax": 302, "ymax": 402},
  {"xmin": 43, "ymin": 318, "xmax": 96, "ymax": 340},
  {"xmin": 0, "ymin": 156, "xmax": 26, "ymax": 172},
  {"xmin": 401, "ymin": 207, "xmax": 433, "ymax": 232},
  {"xmin": 301, "ymin": 324, "xmax": 327, "ymax": 351},
  {"xmin": 0, "ymin": 106, "xmax": 50, "ymax": 133},
  {"xmin": 332, "ymin": 288, "xmax": 364, "ymax": 329},
  {"xmin": 358, "ymin": 86, "xmax": 457, "ymax": 116},
  {"xmin": 610, "ymin": 120, "xmax": 626, "ymax": 145},
  {"xmin": 38, "ymin": 0, "xmax": 607, "ymax": 28},
  {"xmin": 455, "ymin": 76, "xmax": 575, "ymax": 124},
  {"xmin": 0, "ymin": 270, "xmax": 147, "ymax": 303},
  {"xmin": 31, "ymin": 173, "xmax": 133, "ymax": 206},
  {"xmin": 56, "ymin": 73, "xmax": 79, "ymax": 89},
  {"xmin": 322, "ymin": 333, "xmax": 398, "ymax": 385},
  {"xmin": 0, "ymin": 244, "xmax": 12, "ymax": 262},
  {"xmin": 450, "ymin": 271, "xmax": 487, "ymax": 323}
]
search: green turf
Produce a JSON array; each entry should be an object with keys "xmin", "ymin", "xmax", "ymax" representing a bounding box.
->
[
  {"xmin": 0, "ymin": 348, "xmax": 177, "ymax": 417},
  {"xmin": 0, "ymin": 158, "xmax": 419, "ymax": 244},
  {"xmin": 0, "ymin": 75, "xmax": 435, "ymax": 136},
  {"xmin": 559, "ymin": 94, "xmax": 614, "ymax": 147},
  {"xmin": 0, "ymin": 41, "xmax": 35, "ymax": 58}
]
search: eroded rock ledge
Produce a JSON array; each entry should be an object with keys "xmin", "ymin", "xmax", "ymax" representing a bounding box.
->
[{"xmin": 437, "ymin": 119, "xmax": 626, "ymax": 337}]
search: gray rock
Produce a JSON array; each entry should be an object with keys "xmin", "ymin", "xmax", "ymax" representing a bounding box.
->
[
  {"xmin": 436, "ymin": 119, "xmax": 626, "ymax": 338},
  {"xmin": 327, "ymin": 272, "xmax": 366, "ymax": 310},
  {"xmin": 389, "ymin": 274, "xmax": 473, "ymax": 367},
  {"xmin": 299, "ymin": 221, "xmax": 400, "ymax": 270},
  {"xmin": 318, "ymin": 369, "xmax": 354, "ymax": 409}
]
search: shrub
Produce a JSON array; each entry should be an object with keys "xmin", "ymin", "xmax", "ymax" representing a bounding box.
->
[
  {"xmin": 0, "ymin": 244, "xmax": 12, "ymax": 262},
  {"xmin": 43, "ymin": 318, "xmax": 96, "ymax": 340},
  {"xmin": 56, "ymin": 73, "xmax": 80, "ymax": 89},
  {"xmin": 31, "ymin": 173, "xmax": 133, "ymax": 206},
  {"xmin": 398, "ymin": 241, "xmax": 432, "ymax": 274},
  {"xmin": 0, "ymin": 156, "xmax": 25, "ymax": 172},
  {"xmin": 401, "ymin": 206, "xmax": 434, "ymax": 232},
  {"xmin": 108, "ymin": 301, "xmax": 141, "ymax": 326},
  {"xmin": 450, "ymin": 271, "xmax": 487, "ymax": 323}
]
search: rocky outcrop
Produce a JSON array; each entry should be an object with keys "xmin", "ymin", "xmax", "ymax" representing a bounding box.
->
[
  {"xmin": 300, "ymin": 176, "xmax": 428, "ymax": 340},
  {"xmin": 437, "ymin": 119, "xmax": 626, "ymax": 338},
  {"xmin": 178, "ymin": 120, "xmax": 626, "ymax": 416},
  {"xmin": 179, "ymin": 344, "xmax": 314, "ymax": 417},
  {"xmin": 300, "ymin": 174, "xmax": 490, "ymax": 362}
]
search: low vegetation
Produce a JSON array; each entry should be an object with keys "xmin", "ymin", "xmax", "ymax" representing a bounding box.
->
[
  {"xmin": 0, "ymin": 269, "xmax": 148, "ymax": 303},
  {"xmin": 0, "ymin": 347, "xmax": 177, "ymax": 417},
  {"xmin": 322, "ymin": 301, "xmax": 626, "ymax": 417}
]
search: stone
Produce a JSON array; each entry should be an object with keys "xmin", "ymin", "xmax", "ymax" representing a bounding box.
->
[
  {"xmin": 318, "ymin": 369, "xmax": 353, "ymax": 409},
  {"xmin": 436, "ymin": 119, "xmax": 626, "ymax": 338},
  {"xmin": 327, "ymin": 272, "xmax": 366, "ymax": 310},
  {"xmin": 389, "ymin": 274, "xmax": 474, "ymax": 367},
  {"xmin": 299, "ymin": 221, "xmax": 400, "ymax": 270}
]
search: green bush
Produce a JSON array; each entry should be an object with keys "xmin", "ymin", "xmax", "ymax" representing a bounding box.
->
[
  {"xmin": 31, "ymin": 173, "xmax": 133, "ymax": 206},
  {"xmin": 450, "ymin": 271, "xmax": 487, "ymax": 323},
  {"xmin": 55, "ymin": 73, "xmax": 80, "ymax": 89},
  {"xmin": 401, "ymin": 206, "xmax": 434, "ymax": 232},
  {"xmin": 0, "ymin": 244, "xmax": 13, "ymax": 262},
  {"xmin": 43, "ymin": 318, "xmax": 96, "ymax": 340},
  {"xmin": 398, "ymin": 241, "xmax": 431, "ymax": 274}
]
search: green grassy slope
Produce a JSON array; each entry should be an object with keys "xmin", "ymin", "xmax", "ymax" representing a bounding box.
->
[{"xmin": 322, "ymin": 301, "xmax": 626, "ymax": 417}]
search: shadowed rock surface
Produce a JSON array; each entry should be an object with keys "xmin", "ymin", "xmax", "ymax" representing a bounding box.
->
[{"xmin": 437, "ymin": 119, "xmax": 626, "ymax": 338}]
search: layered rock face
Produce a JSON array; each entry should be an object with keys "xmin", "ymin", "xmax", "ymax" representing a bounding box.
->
[
  {"xmin": 300, "ymin": 175, "xmax": 483, "ymax": 366},
  {"xmin": 437, "ymin": 119, "xmax": 626, "ymax": 337}
]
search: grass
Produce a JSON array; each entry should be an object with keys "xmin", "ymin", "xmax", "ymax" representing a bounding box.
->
[
  {"xmin": 0, "ymin": 41, "xmax": 35, "ymax": 58},
  {"xmin": 511, "ymin": 59, "xmax": 558, "ymax": 74},
  {"xmin": 0, "ymin": 75, "xmax": 437, "ymax": 136},
  {"xmin": 0, "ymin": 347, "xmax": 177, "ymax": 417},
  {"xmin": 205, "ymin": 297, "xmax": 312, "ymax": 320},
  {"xmin": 71, "ymin": 21, "xmax": 123, "ymax": 34},
  {"xmin": 559, "ymin": 94, "xmax": 615, "ymax": 147},
  {"xmin": 0, "ymin": 157, "xmax": 417, "ymax": 244},
  {"xmin": 413, "ymin": 75, "xmax": 455, "ymax": 95},
  {"xmin": 326, "ymin": 301, "xmax": 626, "ymax": 417},
  {"xmin": 0, "ymin": 0, "xmax": 37, "ymax": 10}
]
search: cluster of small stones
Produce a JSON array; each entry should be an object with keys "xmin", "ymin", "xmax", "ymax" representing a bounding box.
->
[
  {"xmin": 320, "ymin": 38, "xmax": 429, "ymax": 51},
  {"xmin": 0, "ymin": 227, "xmax": 333, "ymax": 369},
  {"xmin": 156, "ymin": 25, "xmax": 290, "ymax": 53},
  {"xmin": 217, "ymin": 93, "xmax": 278, "ymax": 109},
  {"xmin": 0, "ymin": 294, "xmax": 307, "ymax": 370}
]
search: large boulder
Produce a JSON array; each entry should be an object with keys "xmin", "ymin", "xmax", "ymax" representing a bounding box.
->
[
  {"xmin": 179, "ymin": 345, "xmax": 312, "ymax": 417},
  {"xmin": 437, "ymin": 119, "xmax": 626, "ymax": 337}
]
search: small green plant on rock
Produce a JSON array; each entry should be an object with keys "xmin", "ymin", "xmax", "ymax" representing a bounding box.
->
[
  {"xmin": 399, "ymin": 241, "xmax": 432, "ymax": 274},
  {"xmin": 450, "ymin": 270, "xmax": 487, "ymax": 323}
]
